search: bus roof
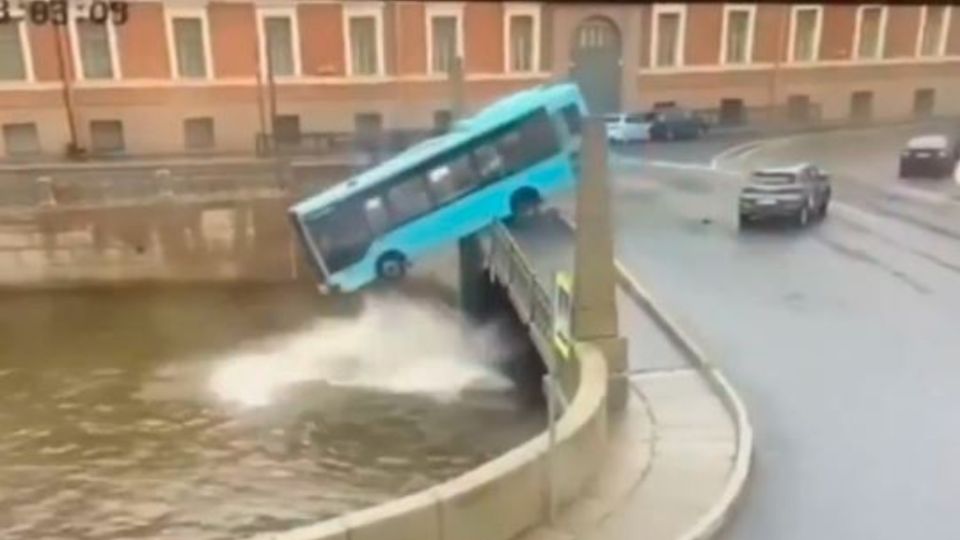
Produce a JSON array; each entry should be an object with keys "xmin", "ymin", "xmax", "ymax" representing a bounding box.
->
[{"xmin": 290, "ymin": 82, "xmax": 583, "ymax": 217}]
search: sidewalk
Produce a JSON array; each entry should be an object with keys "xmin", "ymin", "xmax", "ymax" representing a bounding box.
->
[{"xmin": 518, "ymin": 284, "xmax": 741, "ymax": 540}]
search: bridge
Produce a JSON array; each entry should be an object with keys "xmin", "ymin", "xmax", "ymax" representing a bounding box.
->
[
  {"xmin": 246, "ymin": 118, "xmax": 751, "ymax": 540},
  {"xmin": 0, "ymin": 61, "xmax": 753, "ymax": 539}
]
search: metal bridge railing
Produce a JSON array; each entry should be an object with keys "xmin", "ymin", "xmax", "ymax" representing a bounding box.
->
[
  {"xmin": 486, "ymin": 220, "xmax": 573, "ymax": 409},
  {"xmin": 486, "ymin": 221, "xmax": 553, "ymax": 340}
]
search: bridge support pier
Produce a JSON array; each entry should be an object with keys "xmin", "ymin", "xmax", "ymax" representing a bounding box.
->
[
  {"xmin": 458, "ymin": 233, "xmax": 489, "ymax": 320},
  {"xmin": 572, "ymin": 118, "xmax": 629, "ymax": 413}
]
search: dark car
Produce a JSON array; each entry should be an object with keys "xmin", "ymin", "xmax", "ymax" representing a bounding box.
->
[
  {"xmin": 739, "ymin": 164, "xmax": 831, "ymax": 229},
  {"xmin": 899, "ymin": 134, "xmax": 959, "ymax": 179},
  {"xmin": 645, "ymin": 108, "xmax": 709, "ymax": 141}
]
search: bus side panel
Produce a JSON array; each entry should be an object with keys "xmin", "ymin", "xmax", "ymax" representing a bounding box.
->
[
  {"xmin": 380, "ymin": 154, "xmax": 577, "ymax": 267},
  {"xmin": 331, "ymin": 154, "xmax": 578, "ymax": 292}
]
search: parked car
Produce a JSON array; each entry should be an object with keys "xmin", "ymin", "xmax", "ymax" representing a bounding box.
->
[
  {"xmin": 646, "ymin": 108, "xmax": 710, "ymax": 141},
  {"xmin": 604, "ymin": 113, "xmax": 651, "ymax": 144},
  {"xmin": 739, "ymin": 164, "xmax": 831, "ymax": 229},
  {"xmin": 898, "ymin": 134, "xmax": 960, "ymax": 179}
]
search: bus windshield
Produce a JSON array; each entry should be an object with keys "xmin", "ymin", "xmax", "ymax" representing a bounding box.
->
[
  {"xmin": 304, "ymin": 204, "xmax": 372, "ymax": 275},
  {"xmin": 290, "ymin": 83, "xmax": 587, "ymax": 293}
]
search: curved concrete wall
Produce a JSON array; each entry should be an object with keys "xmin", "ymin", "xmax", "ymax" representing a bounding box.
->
[{"xmin": 252, "ymin": 342, "xmax": 609, "ymax": 540}]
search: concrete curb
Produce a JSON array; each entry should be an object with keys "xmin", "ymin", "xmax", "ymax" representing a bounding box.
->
[{"xmin": 557, "ymin": 211, "xmax": 754, "ymax": 540}]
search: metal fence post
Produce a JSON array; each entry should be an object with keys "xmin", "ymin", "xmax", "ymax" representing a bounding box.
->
[{"xmin": 543, "ymin": 373, "xmax": 558, "ymax": 525}]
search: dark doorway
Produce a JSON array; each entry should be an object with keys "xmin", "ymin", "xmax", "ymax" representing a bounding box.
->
[
  {"xmin": 570, "ymin": 17, "xmax": 622, "ymax": 115},
  {"xmin": 913, "ymin": 88, "xmax": 935, "ymax": 118},
  {"xmin": 850, "ymin": 91, "xmax": 873, "ymax": 122},
  {"xmin": 786, "ymin": 95, "xmax": 811, "ymax": 123},
  {"xmin": 718, "ymin": 98, "xmax": 746, "ymax": 126}
]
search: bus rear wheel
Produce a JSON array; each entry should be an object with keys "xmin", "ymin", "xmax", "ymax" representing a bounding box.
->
[
  {"xmin": 510, "ymin": 189, "xmax": 541, "ymax": 221},
  {"xmin": 376, "ymin": 252, "xmax": 407, "ymax": 281}
]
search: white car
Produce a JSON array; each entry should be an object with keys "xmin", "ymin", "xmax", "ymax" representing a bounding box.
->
[{"xmin": 604, "ymin": 113, "xmax": 651, "ymax": 144}]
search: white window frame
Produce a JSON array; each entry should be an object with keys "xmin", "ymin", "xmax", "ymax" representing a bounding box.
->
[
  {"xmin": 164, "ymin": 6, "xmax": 214, "ymax": 80},
  {"xmin": 257, "ymin": 6, "xmax": 302, "ymax": 78},
  {"xmin": 651, "ymin": 4, "xmax": 687, "ymax": 69},
  {"xmin": 426, "ymin": 2, "xmax": 465, "ymax": 75},
  {"xmin": 852, "ymin": 4, "xmax": 888, "ymax": 61},
  {"xmin": 0, "ymin": 5, "xmax": 36, "ymax": 83},
  {"xmin": 343, "ymin": 2, "xmax": 385, "ymax": 77},
  {"xmin": 719, "ymin": 3, "xmax": 757, "ymax": 65},
  {"xmin": 69, "ymin": 8, "xmax": 122, "ymax": 81},
  {"xmin": 787, "ymin": 4, "xmax": 823, "ymax": 63},
  {"xmin": 503, "ymin": 3, "xmax": 541, "ymax": 74},
  {"xmin": 916, "ymin": 5, "xmax": 952, "ymax": 57}
]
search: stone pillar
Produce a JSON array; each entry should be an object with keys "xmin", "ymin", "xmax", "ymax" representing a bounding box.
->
[{"xmin": 572, "ymin": 118, "xmax": 629, "ymax": 412}]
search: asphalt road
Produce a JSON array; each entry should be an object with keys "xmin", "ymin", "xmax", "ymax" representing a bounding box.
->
[{"xmin": 603, "ymin": 125, "xmax": 960, "ymax": 539}]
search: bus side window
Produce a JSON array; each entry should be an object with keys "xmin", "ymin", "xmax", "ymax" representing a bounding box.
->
[
  {"xmin": 387, "ymin": 175, "xmax": 433, "ymax": 226},
  {"xmin": 561, "ymin": 104, "xmax": 582, "ymax": 137},
  {"xmin": 497, "ymin": 111, "xmax": 560, "ymax": 173},
  {"xmin": 363, "ymin": 195, "xmax": 391, "ymax": 235},
  {"xmin": 426, "ymin": 153, "xmax": 481, "ymax": 205},
  {"xmin": 474, "ymin": 143, "xmax": 505, "ymax": 182}
]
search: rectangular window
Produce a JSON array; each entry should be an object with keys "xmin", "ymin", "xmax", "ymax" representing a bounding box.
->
[
  {"xmin": 913, "ymin": 88, "xmax": 935, "ymax": 117},
  {"xmin": 426, "ymin": 153, "xmax": 480, "ymax": 205},
  {"xmin": 76, "ymin": 18, "xmax": 114, "ymax": 79},
  {"xmin": 509, "ymin": 15, "xmax": 535, "ymax": 72},
  {"xmin": 274, "ymin": 115, "xmax": 301, "ymax": 146},
  {"xmin": 349, "ymin": 15, "xmax": 380, "ymax": 76},
  {"xmin": 655, "ymin": 12, "xmax": 682, "ymax": 67},
  {"xmin": 363, "ymin": 195, "xmax": 391, "ymax": 236},
  {"xmin": 786, "ymin": 95, "xmax": 812, "ymax": 123},
  {"xmin": 0, "ymin": 19, "xmax": 27, "ymax": 81},
  {"xmin": 856, "ymin": 6, "xmax": 885, "ymax": 60},
  {"xmin": 724, "ymin": 8, "xmax": 753, "ymax": 64},
  {"xmin": 919, "ymin": 6, "xmax": 949, "ymax": 57},
  {"xmin": 3, "ymin": 123, "xmax": 40, "ymax": 156},
  {"xmin": 386, "ymin": 175, "xmax": 434, "ymax": 225},
  {"xmin": 306, "ymin": 203, "xmax": 372, "ymax": 274},
  {"xmin": 90, "ymin": 120, "xmax": 125, "ymax": 153},
  {"xmin": 488, "ymin": 109, "xmax": 561, "ymax": 176},
  {"xmin": 434, "ymin": 110, "xmax": 453, "ymax": 133},
  {"xmin": 184, "ymin": 117, "xmax": 215, "ymax": 150},
  {"xmin": 263, "ymin": 15, "xmax": 296, "ymax": 76},
  {"xmin": 172, "ymin": 17, "xmax": 208, "ymax": 78},
  {"xmin": 430, "ymin": 15, "xmax": 459, "ymax": 74},
  {"xmin": 355, "ymin": 113, "xmax": 383, "ymax": 144},
  {"xmin": 850, "ymin": 91, "xmax": 873, "ymax": 121},
  {"xmin": 473, "ymin": 142, "xmax": 507, "ymax": 181},
  {"xmin": 791, "ymin": 7, "xmax": 820, "ymax": 62}
]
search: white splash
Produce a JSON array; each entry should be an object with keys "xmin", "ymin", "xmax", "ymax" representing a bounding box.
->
[{"xmin": 208, "ymin": 295, "xmax": 515, "ymax": 407}]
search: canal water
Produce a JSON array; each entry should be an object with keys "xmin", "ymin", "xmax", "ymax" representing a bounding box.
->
[{"xmin": 0, "ymin": 284, "xmax": 543, "ymax": 540}]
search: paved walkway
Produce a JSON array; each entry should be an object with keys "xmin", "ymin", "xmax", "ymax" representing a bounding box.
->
[{"xmin": 512, "ymin": 211, "xmax": 741, "ymax": 540}]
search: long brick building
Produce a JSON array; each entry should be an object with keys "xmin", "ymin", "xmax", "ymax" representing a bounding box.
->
[{"xmin": 1, "ymin": 1, "xmax": 958, "ymax": 159}]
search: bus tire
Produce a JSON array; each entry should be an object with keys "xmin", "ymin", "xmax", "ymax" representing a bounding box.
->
[
  {"xmin": 376, "ymin": 252, "xmax": 407, "ymax": 281},
  {"xmin": 510, "ymin": 189, "xmax": 541, "ymax": 221}
]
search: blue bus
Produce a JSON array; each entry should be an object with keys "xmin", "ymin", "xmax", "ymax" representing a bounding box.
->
[{"xmin": 289, "ymin": 82, "xmax": 587, "ymax": 293}]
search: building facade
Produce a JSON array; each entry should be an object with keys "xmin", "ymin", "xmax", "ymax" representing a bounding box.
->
[{"xmin": 1, "ymin": 1, "xmax": 958, "ymax": 159}]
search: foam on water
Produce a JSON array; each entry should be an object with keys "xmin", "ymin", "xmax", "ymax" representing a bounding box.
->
[{"xmin": 208, "ymin": 294, "xmax": 516, "ymax": 407}]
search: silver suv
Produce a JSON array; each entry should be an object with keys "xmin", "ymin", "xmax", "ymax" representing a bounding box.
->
[{"xmin": 739, "ymin": 164, "xmax": 832, "ymax": 229}]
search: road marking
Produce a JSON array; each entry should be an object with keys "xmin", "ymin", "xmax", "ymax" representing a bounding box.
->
[
  {"xmin": 885, "ymin": 184, "xmax": 959, "ymax": 206},
  {"xmin": 616, "ymin": 156, "xmax": 740, "ymax": 177},
  {"xmin": 709, "ymin": 141, "xmax": 763, "ymax": 169}
]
